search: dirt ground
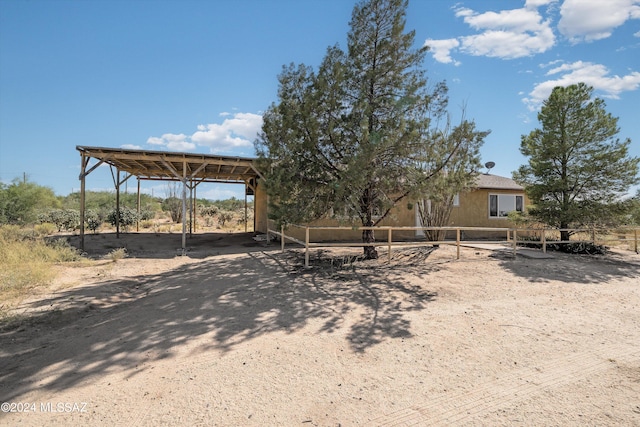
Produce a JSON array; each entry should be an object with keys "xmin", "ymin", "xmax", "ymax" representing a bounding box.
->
[{"xmin": 1, "ymin": 231, "xmax": 639, "ymax": 426}]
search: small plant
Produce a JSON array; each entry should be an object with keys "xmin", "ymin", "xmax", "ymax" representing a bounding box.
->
[
  {"xmin": 139, "ymin": 220, "xmax": 154, "ymax": 229},
  {"xmin": 34, "ymin": 222, "xmax": 57, "ymax": 236},
  {"xmin": 218, "ymin": 211, "xmax": 234, "ymax": 227},
  {"xmin": 105, "ymin": 247, "xmax": 127, "ymax": 262},
  {"xmin": 85, "ymin": 209, "xmax": 102, "ymax": 233}
]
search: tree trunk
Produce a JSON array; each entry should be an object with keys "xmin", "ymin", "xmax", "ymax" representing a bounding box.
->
[
  {"xmin": 362, "ymin": 227, "xmax": 378, "ymax": 259},
  {"xmin": 560, "ymin": 223, "xmax": 570, "ymax": 243}
]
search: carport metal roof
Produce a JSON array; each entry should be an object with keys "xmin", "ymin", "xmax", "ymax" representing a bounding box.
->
[
  {"xmin": 76, "ymin": 146, "xmax": 264, "ymax": 251},
  {"xmin": 76, "ymin": 145, "xmax": 262, "ymax": 183}
]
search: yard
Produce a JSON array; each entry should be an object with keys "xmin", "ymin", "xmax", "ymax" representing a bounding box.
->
[{"xmin": 1, "ymin": 232, "xmax": 639, "ymax": 426}]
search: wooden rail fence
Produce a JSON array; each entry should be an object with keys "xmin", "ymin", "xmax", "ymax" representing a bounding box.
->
[{"xmin": 266, "ymin": 224, "xmax": 640, "ymax": 268}]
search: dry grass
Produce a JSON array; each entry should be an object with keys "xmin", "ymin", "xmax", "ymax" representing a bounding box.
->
[
  {"xmin": 0, "ymin": 225, "xmax": 84, "ymax": 320},
  {"xmin": 105, "ymin": 247, "xmax": 127, "ymax": 262}
]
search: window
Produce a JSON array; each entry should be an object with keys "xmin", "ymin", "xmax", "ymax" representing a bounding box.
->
[
  {"xmin": 489, "ymin": 194, "xmax": 523, "ymax": 218},
  {"xmin": 452, "ymin": 193, "xmax": 460, "ymax": 207}
]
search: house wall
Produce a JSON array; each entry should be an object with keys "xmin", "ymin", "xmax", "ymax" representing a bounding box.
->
[
  {"xmin": 254, "ymin": 178, "xmax": 268, "ymax": 234},
  {"xmin": 256, "ymin": 179, "xmax": 528, "ymax": 242},
  {"xmin": 447, "ymin": 188, "xmax": 529, "ymax": 239},
  {"xmin": 278, "ymin": 201, "xmax": 417, "ymax": 243}
]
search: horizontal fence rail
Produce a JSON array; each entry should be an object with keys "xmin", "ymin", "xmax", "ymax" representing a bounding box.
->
[{"xmin": 266, "ymin": 224, "xmax": 640, "ymax": 268}]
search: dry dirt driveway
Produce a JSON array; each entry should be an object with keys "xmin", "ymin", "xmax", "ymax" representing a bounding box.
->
[{"xmin": 1, "ymin": 232, "xmax": 639, "ymax": 426}]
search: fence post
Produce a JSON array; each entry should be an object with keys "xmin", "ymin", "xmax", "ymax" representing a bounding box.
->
[
  {"xmin": 456, "ymin": 228, "xmax": 460, "ymax": 260},
  {"xmin": 635, "ymin": 229, "xmax": 638, "ymax": 254},
  {"xmin": 281, "ymin": 225, "xmax": 285, "ymax": 253},
  {"xmin": 305, "ymin": 227, "xmax": 310, "ymax": 268},
  {"xmin": 513, "ymin": 229, "xmax": 517, "ymax": 258},
  {"xmin": 388, "ymin": 228, "xmax": 392, "ymax": 263},
  {"xmin": 542, "ymin": 228, "xmax": 546, "ymax": 253}
]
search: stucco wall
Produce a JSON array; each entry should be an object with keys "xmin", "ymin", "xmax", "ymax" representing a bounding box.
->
[
  {"xmin": 448, "ymin": 189, "xmax": 529, "ymax": 238},
  {"xmin": 254, "ymin": 178, "xmax": 268, "ymax": 234},
  {"xmin": 257, "ymin": 181, "xmax": 528, "ymax": 242},
  {"xmin": 278, "ymin": 201, "xmax": 417, "ymax": 243}
]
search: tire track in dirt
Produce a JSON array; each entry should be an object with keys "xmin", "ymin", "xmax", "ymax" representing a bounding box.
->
[{"xmin": 371, "ymin": 343, "xmax": 639, "ymax": 426}]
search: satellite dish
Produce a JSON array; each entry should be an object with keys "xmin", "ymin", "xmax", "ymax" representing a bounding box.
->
[{"xmin": 484, "ymin": 161, "xmax": 495, "ymax": 174}]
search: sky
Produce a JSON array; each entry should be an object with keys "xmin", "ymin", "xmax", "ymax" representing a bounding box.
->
[{"xmin": 1, "ymin": 0, "xmax": 639, "ymax": 201}]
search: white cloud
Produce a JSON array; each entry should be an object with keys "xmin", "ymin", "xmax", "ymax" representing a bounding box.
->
[
  {"xmin": 145, "ymin": 133, "xmax": 195, "ymax": 152},
  {"xmin": 424, "ymin": 38, "xmax": 460, "ymax": 65},
  {"xmin": 121, "ymin": 144, "xmax": 142, "ymax": 150},
  {"xmin": 635, "ymin": 30, "xmax": 640, "ymax": 37},
  {"xmin": 427, "ymin": 3, "xmax": 556, "ymax": 63},
  {"xmin": 146, "ymin": 112, "xmax": 263, "ymax": 155},
  {"xmin": 456, "ymin": 6, "xmax": 555, "ymax": 59},
  {"xmin": 558, "ymin": 0, "xmax": 640, "ymax": 42},
  {"xmin": 191, "ymin": 112, "xmax": 263, "ymax": 152},
  {"xmin": 525, "ymin": 0, "xmax": 557, "ymax": 7},
  {"xmin": 523, "ymin": 61, "xmax": 640, "ymax": 109}
]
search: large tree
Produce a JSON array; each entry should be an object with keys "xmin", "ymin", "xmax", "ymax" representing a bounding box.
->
[
  {"xmin": 0, "ymin": 178, "xmax": 60, "ymax": 224},
  {"xmin": 514, "ymin": 83, "xmax": 639, "ymax": 241},
  {"xmin": 256, "ymin": 0, "xmax": 485, "ymax": 258}
]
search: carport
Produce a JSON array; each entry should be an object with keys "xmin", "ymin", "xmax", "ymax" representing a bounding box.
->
[{"xmin": 76, "ymin": 146, "xmax": 264, "ymax": 252}]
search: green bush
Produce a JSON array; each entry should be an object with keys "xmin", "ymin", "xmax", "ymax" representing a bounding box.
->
[
  {"xmin": 85, "ymin": 209, "xmax": 102, "ymax": 233},
  {"xmin": 107, "ymin": 207, "xmax": 138, "ymax": 231},
  {"xmin": 217, "ymin": 211, "xmax": 234, "ymax": 226},
  {"xmin": 39, "ymin": 209, "xmax": 80, "ymax": 232}
]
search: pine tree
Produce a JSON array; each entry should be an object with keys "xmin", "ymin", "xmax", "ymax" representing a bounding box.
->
[
  {"xmin": 256, "ymin": 0, "xmax": 485, "ymax": 258},
  {"xmin": 514, "ymin": 83, "xmax": 639, "ymax": 242}
]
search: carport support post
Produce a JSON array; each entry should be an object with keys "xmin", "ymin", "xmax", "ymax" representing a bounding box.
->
[
  {"xmin": 513, "ymin": 229, "xmax": 517, "ymax": 258},
  {"xmin": 136, "ymin": 178, "xmax": 141, "ymax": 232},
  {"xmin": 281, "ymin": 225, "xmax": 285, "ymax": 252},
  {"xmin": 181, "ymin": 163, "xmax": 187, "ymax": 253},
  {"xmin": 79, "ymin": 155, "xmax": 87, "ymax": 251},
  {"xmin": 456, "ymin": 228, "xmax": 460, "ymax": 260},
  {"xmin": 542, "ymin": 229, "xmax": 547, "ymax": 253},
  {"xmin": 244, "ymin": 188, "xmax": 248, "ymax": 233},
  {"xmin": 188, "ymin": 180, "xmax": 193, "ymax": 235},
  {"xmin": 193, "ymin": 184, "xmax": 197, "ymax": 233},
  {"xmin": 635, "ymin": 229, "xmax": 638, "ymax": 253},
  {"xmin": 305, "ymin": 227, "xmax": 310, "ymax": 268},
  {"xmin": 115, "ymin": 169, "xmax": 120, "ymax": 239},
  {"xmin": 387, "ymin": 228, "xmax": 392, "ymax": 263}
]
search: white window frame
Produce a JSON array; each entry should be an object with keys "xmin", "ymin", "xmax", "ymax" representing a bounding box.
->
[{"xmin": 488, "ymin": 193, "xmax": 523, "ymax": 218}]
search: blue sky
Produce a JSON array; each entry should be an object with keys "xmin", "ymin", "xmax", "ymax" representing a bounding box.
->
[{"xmin": 1, "ymin": 0, "xmax": 639, "ymax": 200}]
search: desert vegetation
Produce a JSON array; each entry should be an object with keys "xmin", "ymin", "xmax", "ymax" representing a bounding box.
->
[{"xmin": 0, "ymin": 178, "xmax": 255, "ymax": 323}]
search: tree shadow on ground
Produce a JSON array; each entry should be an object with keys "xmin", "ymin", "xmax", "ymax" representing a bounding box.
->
[
  {"xmin": 0, "ymin": 247, "xmax": 436, "ymax": 403},
  {"xmin": 494, "ymin": 249, "xmax": 640, "ymax": 284},
  {"xmin": 66, "ymin": 231, "xmax": 276, "ymax": 259}
]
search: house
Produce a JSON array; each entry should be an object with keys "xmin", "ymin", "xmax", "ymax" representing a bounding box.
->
[
  {"xmin": 422, "ymin": 173, "xmax": 528, "ymax": 239},
  {"xmin": 255, "ymin": 173, "xmax": 528, "ymax": 242}
]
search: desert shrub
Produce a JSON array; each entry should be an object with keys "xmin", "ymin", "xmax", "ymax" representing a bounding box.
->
[
  {"xmin": 34, "ymin": 222, "xmax": 57, "ymax": 236},
  {"xmin": 105, "ymin": 248, "xmax": 127, "ymax": 262},
  {"xmin": 85, "ymin": 209, "xmax": 102, "ymax": 233},
  {"xmin": 161, "ymin": 197, "xmax": 183, "ymax": 223},
  {"xmin": 217, "ymin": 211, "xmax": 234, "ymax": 227},
  {"xmin": 107, "ymin": 207, "xmax": 138, "ymax": 231},
  {"xmin": 139, "ymin": 208, "xmax": 155, "ymax": 221},
  {"xmin": 199, "ymin": 205, "xmax": 219, "ymax": 217},
  {"xmin": 40, "ymin": 209, "xmax": 80, "ymax": 232},
  {"xmin": 517, "ymin": 236, "xmax": 607, "ymax": 255},
  {"xmin": 0, "ymin": 225, "xmax": 82, "ymax": 301}
]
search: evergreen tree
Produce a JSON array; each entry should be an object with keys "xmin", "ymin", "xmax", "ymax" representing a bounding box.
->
[
  {"xmin": 256, "ymin": 0, "xmax": 485, "ymax": 258},
  {"xmin": 514, "ymin": 83, "xmax": 639, "ymax": 241}
]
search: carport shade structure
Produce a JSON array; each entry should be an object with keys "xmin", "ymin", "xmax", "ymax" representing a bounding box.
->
[{"xmin": 77, "ymin": 146, "xmax": 264, "ymax": 252}]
